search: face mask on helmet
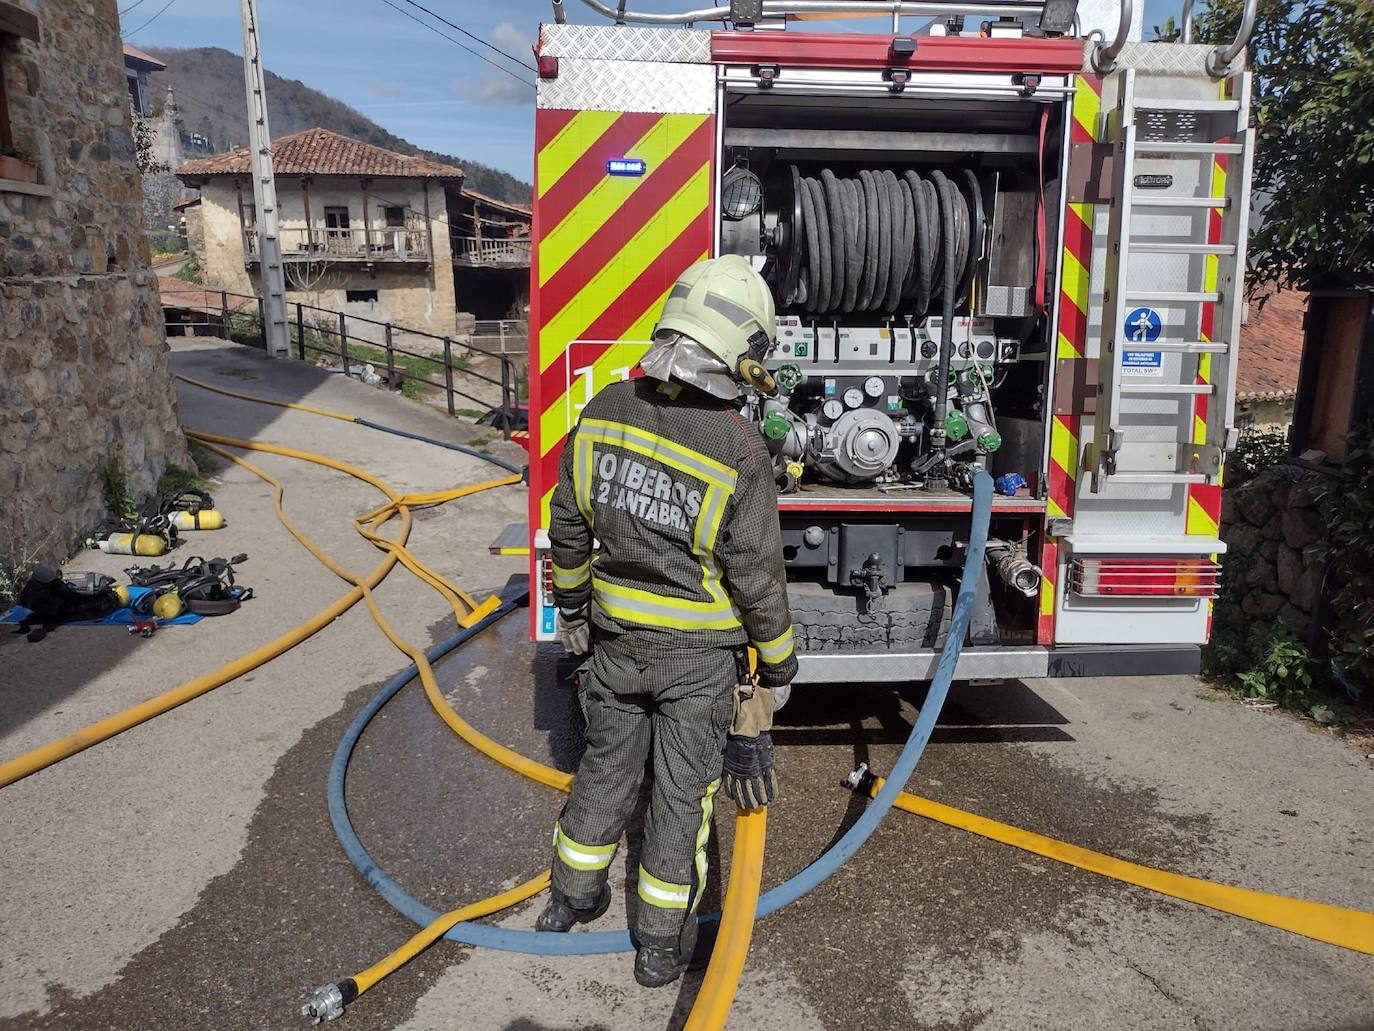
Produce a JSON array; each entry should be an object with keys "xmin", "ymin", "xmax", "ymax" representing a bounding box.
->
[{"xmin": 735, "ymin": 328, "xmax": 778, "ymax": 396}]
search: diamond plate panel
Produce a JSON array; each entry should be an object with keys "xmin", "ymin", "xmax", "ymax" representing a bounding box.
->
[
  {"xmin": 537, "ymin": 59, "xmax": 716, "ymax": 114},
  {"xmin": 1088, "ymin": 42, "xmax": 1245, "ymax": 76},
  {"xmin": 539, "ymin": 23, "xmax": 712, "ymax": 64}
]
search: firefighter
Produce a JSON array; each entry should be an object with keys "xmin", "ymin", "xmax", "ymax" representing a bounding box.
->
[{"xmin": 537, "ymin": 254, "xmax": 797, "ymax": 988}]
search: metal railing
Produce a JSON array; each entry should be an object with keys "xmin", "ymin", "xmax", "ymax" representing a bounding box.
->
[
  {"xmin": 472, "ymin": 318, "xmax": 529, "ymax": 355},
  {"xmin": 158, "ymin": 285, "xmax": 521, "ymax": 437},
  {"xmin": 242, "ymin": 226, "xmax": 432, "ymax": 262},
  {"xmin": 453, "ymin": 235, "xmax": 531, "ymax": 265}
]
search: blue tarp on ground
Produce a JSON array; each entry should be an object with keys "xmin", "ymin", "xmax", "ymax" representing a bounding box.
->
[{"xmin": 1, "ymin": 585, "xmax": 202, "ymax": 628}]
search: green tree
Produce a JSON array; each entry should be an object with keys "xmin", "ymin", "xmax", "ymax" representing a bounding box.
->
[
  {"xmin": 1197, "ymin": 0, "xmax": 1374, "ymax": 292},
  {"xmin": 1151, "ymin": 15, "xmax": 1182, "ymax": 41},
  {"xmin": 132, "ymin": 114, "xmax": 168, "ymax": 175}
]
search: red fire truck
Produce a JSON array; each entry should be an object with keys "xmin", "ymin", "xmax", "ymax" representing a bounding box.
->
[{"xmin": 524, "ymin": 0, "xmax": 1256, "ymax": 684}]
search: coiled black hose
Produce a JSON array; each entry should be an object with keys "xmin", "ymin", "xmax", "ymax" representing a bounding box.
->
[{"xmin": 787, "ymin": 165, "xmax": 979, "ymax": 321}]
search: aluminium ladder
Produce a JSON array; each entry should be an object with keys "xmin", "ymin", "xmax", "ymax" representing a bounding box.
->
[{"xmin": 1087, "ymin": 66, "xmax": 1256, "ymax": 493}]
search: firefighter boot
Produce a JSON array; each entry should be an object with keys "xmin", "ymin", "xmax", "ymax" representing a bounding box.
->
[{"xmin": 535, "ymin": 883, "xmax": 611, "ymax": 933}]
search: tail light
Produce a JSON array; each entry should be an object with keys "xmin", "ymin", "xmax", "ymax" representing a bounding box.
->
[
  {"xmin": 1069, "ymin": 556, "xmax": 1222, "ymax": 599},
  {"xmin": 539, "ymin": 551, "xmax": 555, "ymax": 599}
]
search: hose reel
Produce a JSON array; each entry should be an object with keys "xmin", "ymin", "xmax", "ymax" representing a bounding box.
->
[{"xmin": 767, "ymin": 163, "xmax": 986, "ymax": 321}]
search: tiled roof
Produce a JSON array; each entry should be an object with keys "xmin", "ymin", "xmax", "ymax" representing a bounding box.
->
[
  {"xmin": 176, "ymin": 128, "xmax": 465, "ymax": 181},
  {"xmin": 1237, "ymin": 288, "xmax": 1305, "ymax": 401},
  {"xmin": 463, "ymin": 186, "xmax": 532, "ymax": 218},
  {"xmin": 122, "ymin": 44, "xmax": 166, "ymax": 71}
]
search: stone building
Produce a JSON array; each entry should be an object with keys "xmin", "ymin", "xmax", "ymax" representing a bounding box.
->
[
  {"xmin": 1235, "ymin": 287, "xmax": 1305, "ymax": 433},
  {"xmin": 449, "ymin": 187, "xmax": 531, "ymax": 322},
  {"xmin": 177, "ymin": 129, "xmax": 468, "ymax": 341},
  {"xmin": 176, "ymin": 128, "xmax": 532, "ymax": 340},
  {"xmin": 121, "ymin": 42, "xmax": 163, "ymax": 118},
  {"xmin": 0, "ymin": 0, "xmax": 188, "ymax": 568}
]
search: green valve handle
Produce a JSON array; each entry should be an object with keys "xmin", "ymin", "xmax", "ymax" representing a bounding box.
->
[
  {"xmin": 762, "ymin": 412, "xmax": 792, "ymax": 441},
  {"xmin": 774, "ymin": 363, "xmax": 804, "ymax": 392},
  {"xmin": 945, "ymin": 411, "xmax": 969, "ymax": 440},
  {"xmin": 977, "ymin": 430, "xmax": 1003, "ymax": 454}
]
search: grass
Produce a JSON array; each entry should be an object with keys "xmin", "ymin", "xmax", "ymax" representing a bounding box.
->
[
  {"xmin": 156, "ymin": 439, "xmax": 221, "ymax": 495},
  {"xmin": 343, "ymin": 342, "xmax": 452, "ymax": 400},
  {"xmin": 171, "ymin": 254, "xmax": 203, "ymax": 284},
  {"xmin": 99, "ymin": 456, "xmax": 136, "ymax": 521}
]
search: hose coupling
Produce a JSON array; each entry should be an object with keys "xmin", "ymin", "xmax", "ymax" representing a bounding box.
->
[
  {"xmin": 301, "ymin": 979, "xmax": 357, "ymax": 1024},
  {"xmin": 845, "ymin": 762, "xmax": 878, "ymax": 796}
]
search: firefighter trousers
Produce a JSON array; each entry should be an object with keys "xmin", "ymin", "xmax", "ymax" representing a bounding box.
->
[{"xmin": 550, "ymin": 634, "xmax": 736, "ymax": 952}]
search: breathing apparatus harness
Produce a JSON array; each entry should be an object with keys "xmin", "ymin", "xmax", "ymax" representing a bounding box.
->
[{"xmin": 125, "ymin": 553, "xmax": 253, "ymax": 618}]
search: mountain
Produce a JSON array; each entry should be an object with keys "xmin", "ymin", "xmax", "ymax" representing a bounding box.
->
[{"xmin": 143, "ymin": 46, "xmax": 530, "ymax": 203}]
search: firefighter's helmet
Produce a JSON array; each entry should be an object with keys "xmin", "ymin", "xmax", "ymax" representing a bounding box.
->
[{"xmin": 654, "ymin": 255, "xmax": 777, "ymax": 391}]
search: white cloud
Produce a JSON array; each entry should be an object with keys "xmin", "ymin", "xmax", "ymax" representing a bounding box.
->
[
  {"xmin": 491, "ymin": 20, "xmax": 533, "ymax": 58},
  {"xmin": 449, "ymin": 74, "xmax": 532, "ymax": 109}
]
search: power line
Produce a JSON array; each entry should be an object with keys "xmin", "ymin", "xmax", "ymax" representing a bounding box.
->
[
  {"xmin": 394, "ymin": 0, "xmax": 538, "ymax": 73},
  {"xmin": 119, "ymin": 0, "xmax": 151, "ymax": 16},
  {"xmin": 376, "ymin": 0, "xmax": 534, "ymax": 87},
  {"xmin": 122, "ymin": 0, "xmax": 181, "ymax": 39}
]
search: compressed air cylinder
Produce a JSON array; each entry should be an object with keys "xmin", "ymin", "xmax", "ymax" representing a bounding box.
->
[
  {"xmin": 168, "ymin": 509, "xmax": 226, "ymax": 531},
  {"xmin": 95, "ymin": 533, "xmax": 169, "ymax": 556},
  {"xmin": 114, "ymin": 584, "xmax": 132, "ymax": 607},
  {"xmin": 152, "ymin": 592, "xmax": 185, "ymax": 619}
]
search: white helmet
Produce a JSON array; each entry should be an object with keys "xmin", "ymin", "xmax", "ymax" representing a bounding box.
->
[{"xmin": 653, "ymin": 255, "xmax": 777, "ymax": 386}]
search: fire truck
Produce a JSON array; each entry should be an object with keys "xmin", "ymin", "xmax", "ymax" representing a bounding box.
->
[{"xmin": 524, "ymin": 0, "xmax": 1257, "ymax": 684}]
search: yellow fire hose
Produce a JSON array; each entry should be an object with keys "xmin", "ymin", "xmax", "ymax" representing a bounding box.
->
[
  {"xmin": 194, "ymin": 429, "xmax": 760, "ymax": 1024},
  {"xmin": 858, "ymin": 771, "xmax": 1374, "ymax": 956},
  {"xmin": 0, "ymin": 498, "xmax": 412, "ymax": 790}
]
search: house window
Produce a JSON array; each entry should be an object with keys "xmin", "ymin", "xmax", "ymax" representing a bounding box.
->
[
  {"xmin": 345, "ymin": 288, "xmax": 378, "ymax": 304},
  {"xmin": 324, "ymin": 206, "xmax": 351, "ymax": 237},
  {"xmin": 383, "ymin": 206, "xmax": 405, "ymax": 227},
  {"xmin": 0, "ymin": 2, "xmax": 42, "ymax": 189}
]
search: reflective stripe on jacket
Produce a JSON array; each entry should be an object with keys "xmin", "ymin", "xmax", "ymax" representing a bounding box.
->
[{"xmin": 548, "ymin": 377, "xmax": 797, "ymax": 687}]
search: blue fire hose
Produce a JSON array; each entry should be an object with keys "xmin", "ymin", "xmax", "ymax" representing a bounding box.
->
[{"xmin": 328, "ymin": 471, "xmax": 994, "ymax": 954}]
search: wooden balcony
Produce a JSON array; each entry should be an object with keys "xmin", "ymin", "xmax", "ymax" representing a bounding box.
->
[
  {"xmin": 453, "ymin": 235, "xmax": 530, "ymax": 269},
  {"xmin": 243, "ymin": 227, "xmax": 431, "ymax": 266}
]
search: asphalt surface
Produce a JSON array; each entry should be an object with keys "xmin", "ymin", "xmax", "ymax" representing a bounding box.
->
[{"xmin": 1, "ymin": 340, "xmax": 1371, "ymax": 1031}]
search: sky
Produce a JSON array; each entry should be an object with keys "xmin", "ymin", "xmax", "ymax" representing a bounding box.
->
[{"xmin": 121, "ymin": 0, "xmax": 1184, "ymax": 183}]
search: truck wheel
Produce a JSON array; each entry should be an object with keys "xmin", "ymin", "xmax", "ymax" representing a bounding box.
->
[{"xmin": 789, "ymin": 581, "xmax": 951, "ymax": 653}]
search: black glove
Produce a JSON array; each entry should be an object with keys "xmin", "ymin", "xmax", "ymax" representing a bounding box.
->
[{"xmin": 721, "ymin": 732, "xmax": 776, "ymax": 810}]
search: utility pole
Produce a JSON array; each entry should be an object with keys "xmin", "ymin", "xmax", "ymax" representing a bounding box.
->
[{"xmin": 238, "ymin": 0, "xmax": 289, "ymax": 358}]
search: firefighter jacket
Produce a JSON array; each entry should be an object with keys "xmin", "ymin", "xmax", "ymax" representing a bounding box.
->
[{"xmin": 549, "ymin": 377, "xmax": 797, "ymax": 688}]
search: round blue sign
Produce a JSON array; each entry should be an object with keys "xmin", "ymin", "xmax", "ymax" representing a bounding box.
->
[{"xmin": 1124, "ymin": 307, "xmax": 1162, "ymax": 344}]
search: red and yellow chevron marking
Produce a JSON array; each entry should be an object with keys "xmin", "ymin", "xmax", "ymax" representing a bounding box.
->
[
  {"xmin": 1186, "ymin": 80, "xmax": 1233, "ymax": 542},
  {"xmin": 1040, "ymin": 73, "xmax": 1102, "ymax": 644},
  {"xmin": 528, "ymin": 107, "xmax": 716, "ymax": 534}
]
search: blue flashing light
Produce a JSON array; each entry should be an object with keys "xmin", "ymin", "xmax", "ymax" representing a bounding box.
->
[{"xmin": 606, "ymin": 158, "xmax": 647, "ymax": 177}]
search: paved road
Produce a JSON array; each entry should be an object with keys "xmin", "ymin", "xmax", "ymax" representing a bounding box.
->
[{"xmin": 1, "ymin": 340, "xmax": 1370, "ymax": 1031}]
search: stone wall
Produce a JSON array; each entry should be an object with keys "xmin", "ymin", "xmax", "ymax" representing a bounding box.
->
[
  {"xmin": 0, "ymin": 0, "xmax": 188, "ymax": 570},
  {"xmin": 1220, "ymin": 464, "xmax": 1326, "ymax": 637}
]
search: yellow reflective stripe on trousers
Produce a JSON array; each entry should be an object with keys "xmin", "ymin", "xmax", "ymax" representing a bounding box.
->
[
  {"xmin": 693, "ymin": 778, "xmax": 719, "ymax": 895},
  {"xmin": 752, "ymin": 626, "xmax": 795, "ymax": 665},
  {"xmin": 594, "ymin": 577, "xmax": 742, "ymax": 631},
  {"xmin": 552, "ymin": 558, "xmax": 591, "ymax": 590},
  {"xmin": 578, "ymin": 418, "xmax": 738, "ymax": 492},
  {"xmin": 554, "ymin": 822, "xmax": 618, "ymax": 872},
  {"xmin": 638, "ymin": 866, "xmax": 692, "ymax": 909}
]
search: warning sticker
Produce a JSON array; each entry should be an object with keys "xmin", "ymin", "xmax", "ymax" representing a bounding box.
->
[{"xmin": 1121, "ymin": 350, "xmax": 1164, "ymax": 378}]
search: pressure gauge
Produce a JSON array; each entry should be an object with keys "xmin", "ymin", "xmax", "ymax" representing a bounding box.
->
[
  {"xmin": 842, "ymin": 387, "xmax": 865, "ymax": 409},
  {"xmin": 822, "ymin": 398, "xmax": 845, "ymax": 420},
  {"xmin": 863, "ymin": 376, "xmax": 885, "ymax": 399}
]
